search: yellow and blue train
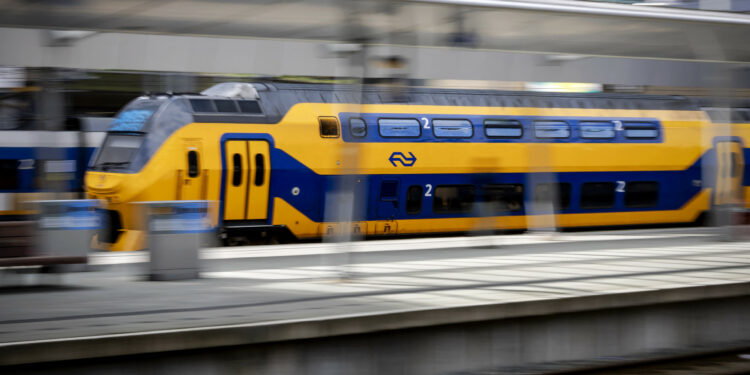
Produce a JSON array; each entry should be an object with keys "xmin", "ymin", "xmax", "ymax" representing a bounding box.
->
[{"xmin": 84, "ymin": 82, "xmax": 749, "ymax": 251}]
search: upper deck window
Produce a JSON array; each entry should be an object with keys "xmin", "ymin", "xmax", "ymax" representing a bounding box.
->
[
  {"xmin": 319, "ymin": 117, "xmax": 340, "ymax": 138},
  {"xmin": 580, "ymin": 121, "xmax": 615, "ymax": 139},
  {"xmin": 378, "ymin": 118, "xmax": 420, "ymax": 138},
  {"xmin": 349, "ymin": 118, "xmax": 367, "ymax": 137},
  {"xmin": 190, "ymin": 99, "xmax": 215, "ymax": 113},
  {"xmin": 433, "ymin": 119, "xmax": 473, "ymax": 138},
  {"xmin": 534, "ymin": 120, "xmax": 570, "ymax": 139},
  {"xmin": 623, "ymin": 122, "xmax": 659, "ymax": 139},
  {"xmin": 484, "ymin": 119, "xmax": 523, "ymax": 139}
]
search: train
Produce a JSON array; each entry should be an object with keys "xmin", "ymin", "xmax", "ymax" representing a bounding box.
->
[
  {"xmin": 84, "ymin": 82, "xmax": 750, "ymax": 251},
  {"xmin": 0, "ymin": 86, "xmax": 110, "ymax": 219}
]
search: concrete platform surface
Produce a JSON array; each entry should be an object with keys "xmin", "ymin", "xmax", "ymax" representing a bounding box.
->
[{"xmin": 1, "ymin": 228, "xmax": 749, "ymax": 366}]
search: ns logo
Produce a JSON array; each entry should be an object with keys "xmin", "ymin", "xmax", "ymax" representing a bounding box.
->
[{"xmin": 389, "ymin": 152, "xmax": 417, "ymax": 167}]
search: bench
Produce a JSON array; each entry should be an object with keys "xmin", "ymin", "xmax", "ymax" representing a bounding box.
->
[{"xmin": 0, "ymin": 221, "xmax": 88, "ymax": 271}]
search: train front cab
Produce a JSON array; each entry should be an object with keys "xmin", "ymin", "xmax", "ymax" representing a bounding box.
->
[
  {"xmin": 86, "ymin": 88, "xmax": 275, "ymax": 251},
  {"xmin": 85, "ymin": 95, "xmax": 204, "ymax": 251}
]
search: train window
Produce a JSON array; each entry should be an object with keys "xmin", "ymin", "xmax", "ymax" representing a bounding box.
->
[
  {"xmin": 91, "ymin": 135, "xmax": 144, "ymax": 170},
  {"xmin": 433, "ymin": 119, "xmax": 473, "ymax": 138},
  {"xmin": 238, "ymin": 100, "xmax": 262, "ymax": 114},
  {"xmin": 232, "ymin": 153, "xmax": 242, "ymax": 187},
  {"xmin": 580, "ymin": 182, "xmax": 615, "ymax": 209},
  {"xmin": 580, "ymin": 121, "xmax": 615, "ymax": 139},
  {"xmin": 0, "ymin": 160, "xmax": 19, "ymax": 190},
  {"xmin": 534, "ymin": 183, "xmax": 571, "ymax": 210},
  {"xmin": 187, "ymin": 151, "xmax": 200, "ymax": 178},
  {"xmin": 484, "ymin": 119, "xmax": 523, "ymax": 139},
  {"xmin": 533, "ymin": 120, "xmax": 570, "ymax": 139},
  {"xmin": 380, "ymin": 180, "xmax": 399, "ymax": 201},
  {"xmin": 214, "ymin": 100, "xmax": 239, "ymax": 113},
  {"xmin": 433, "ymin": 185, "xmax": 475, "ymax": 213},
  {"xmin": 625, "ymin": 181, "xmax": 659, "ymax": 208},
  {"xmin": 350, "ymin": 118, "xmax": 367, "ymax": 137},
  {"xmin": 623, "ymin": 122, "xmax": 659, "ymax": 139},
  {"xmin": 406, "ymin": 185, "xmax": 423, "ymax": 214},
  {"xmin": 254, "ymin": 154, "xmax": 265, "ymax": 186},
  {"xmin": 705, "ymin": 108, "xmax": 730, "ymax": 123},
  {"xmin": 483, "ymin": 184, "xmax": 524, "ymax": 212},
  {"xmin": 378, "ymin": 118, "xmax": 421, "ymax": 138},
  {"xmin": 736, "ymin": 109, "xmax": 750, "ymax": 123},
  {"xmin": 319, "ymin": 117, "xmax": 340, "ymax": 138},
  {"xmin": 190, "ymin": 99, "xmax": 215, "ymax": 113},
  {"xmin": 731, "ymin": 152, "xmax": 741, "ymax": 178}
]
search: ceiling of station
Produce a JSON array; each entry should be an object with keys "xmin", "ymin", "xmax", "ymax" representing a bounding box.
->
[{"xmin": 0, "ymin": 0, "xmax": 748, "ymax": 63}]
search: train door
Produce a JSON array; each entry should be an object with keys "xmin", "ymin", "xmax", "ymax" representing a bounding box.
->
[
  {"xmin": 223, "ymin": 140, "xmax": 248, "ymax": 220},
  {"xmin": 246, "ymin": 140, "xmax": 270, "ymax": 221},
  {"xmin": 222, "ymin": 140, "xmax": 271, "ymax": 222},
  {"xmin": 179, "ymin": 140, "xmax": 204, "ymax": 200},
  {"xmin": 376, "ymin": 179, "xmax": 400, "ymax": 219},
  {"xmin": 715, "ymin": 141, "xmax": 745, "ymax": 205}
]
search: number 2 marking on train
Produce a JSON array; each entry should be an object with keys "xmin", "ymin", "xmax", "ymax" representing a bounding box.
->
[
  {"xmin": 616, "ymin": 181, "xmax": 626, "ymax": 193},
  {"xmin": 424, "ymin": 184, "xmax": 433, "ymax": 197},
  {"xmin": 421, "ymin": 117, "xmax": 430, "ymax": 129},
  {"xmin": 613, "ymin": 120, "xmax": 624, "ymax": 131}
]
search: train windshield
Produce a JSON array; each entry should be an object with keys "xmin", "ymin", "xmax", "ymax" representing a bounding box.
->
[
  {"xmin": 88, "ymin": 96, "xmax": 193, "ymax": 173},
  {"xmin": 91, "ymin": 135, "xmax": 144, "ymax": 171}
]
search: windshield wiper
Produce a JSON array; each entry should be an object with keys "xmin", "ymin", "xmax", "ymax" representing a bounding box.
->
[{"xmin": 96, "ymin": 161, "xmax": 131, "ymax": 171}]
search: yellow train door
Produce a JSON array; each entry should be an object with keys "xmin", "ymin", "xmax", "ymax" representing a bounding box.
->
[
  {"xmin": 223, "ymin": 140, "xmax": 249, "ymax": 220},
  {"xmin": 715, "ymin": 141, "xmax": 745, "ymax": 205},
  {"xmin": 178, "ymin": 140, "xmax": 205, "ymax": 200},
  {"xmin": 222, "ymin": 140, "xmax": 270, "ymax": 221},
  {"xmin": 246, "ymin": 140, "xmax": 270, "ymax": 221}
]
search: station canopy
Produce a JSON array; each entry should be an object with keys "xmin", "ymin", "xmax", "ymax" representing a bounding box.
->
[{"xmin": 0, "ymin": 0, "xmax": 749, "ymax": 63}]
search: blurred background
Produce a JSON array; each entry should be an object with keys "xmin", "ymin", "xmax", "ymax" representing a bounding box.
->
[
  {"xmin": 1, "ymin": 1, "xmax": 750, "ymax": 374},
  {"xmin": 0, "ymin": 0, "xmax": 749, "ymax": 210}
]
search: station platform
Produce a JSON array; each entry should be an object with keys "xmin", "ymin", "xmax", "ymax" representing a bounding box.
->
[{"xmin": 1, "ymin": 228, "xmax": 750, "ymax": 373}]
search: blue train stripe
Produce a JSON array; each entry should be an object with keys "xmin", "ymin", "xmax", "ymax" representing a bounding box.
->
[
  {"xmin": 0, "ymin": 146, "xmax": 97, "ymax": 193},
  {"xmin": 270, "ymin": 148, "xmax": 705, "ymax": 223}
]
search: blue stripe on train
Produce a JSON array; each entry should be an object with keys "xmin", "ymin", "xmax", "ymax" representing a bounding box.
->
[
  {"xmin": 270, "ymin": 147, "xmax": 706, "ymax": 223},
  {"xmin": 0, "ymin": 147, "xmax": 96, "ymax": 193}
]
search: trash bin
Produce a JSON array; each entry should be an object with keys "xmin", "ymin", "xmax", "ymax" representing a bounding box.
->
[
  {"xmin": 140, "ymin": 201, "xmax": 214, "ymax": 281},
  {"xmin": 35, "ymin": 199, "xmax": 99, "ymax": 272}
]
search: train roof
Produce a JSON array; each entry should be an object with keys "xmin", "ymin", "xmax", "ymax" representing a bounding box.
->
[{"xmin": 189, "ymin": 82, "xmax": 702, "ymax": 124}]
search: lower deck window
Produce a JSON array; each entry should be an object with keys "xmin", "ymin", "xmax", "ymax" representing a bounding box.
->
[
  {"xmin": 482, "ymin": 184, "xmax": 523, "ymax": 212},
  {"xmin": 625, "ymin": 181, "xmax": 659, "ymax": 208},
  {"xmin": 433, "ymin": 185, "xmax": 475, "ymax": 213},
  {"xmin": 0, "ymin": 159, "xmax": 20, "ymax": 190},
  {"xmin": 534, "ymin": 183, "xmax": 571, "ymax": 210},
  {"xmin": 581, "ymin": 182, "xmax": 615, "ymax": 209},
  {"xmin": 406, "ymin": 185, "xmax": 423, "ymax": 214}
]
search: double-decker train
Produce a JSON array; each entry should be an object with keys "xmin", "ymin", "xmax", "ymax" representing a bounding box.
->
[
  {"xmin": 0, "ymin": 87, "xmax": 109, "ymax": 219},
  {"xmin": 84, "ymin": 82, "xmax": 749, "ymax": 251}
]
